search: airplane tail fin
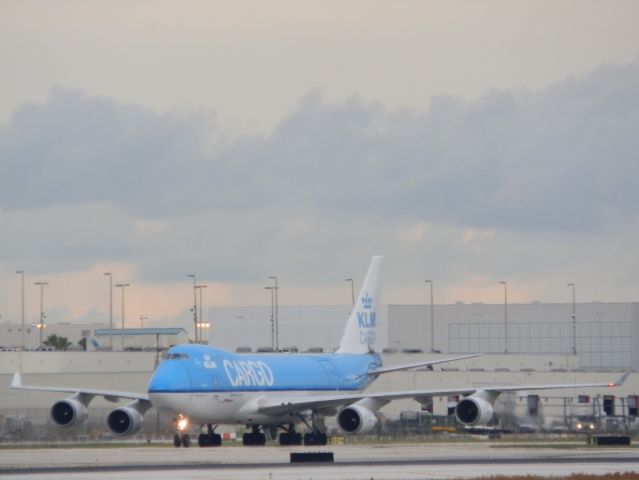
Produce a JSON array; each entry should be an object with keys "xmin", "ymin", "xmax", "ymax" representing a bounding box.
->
[{"xmin": 336, "ymin": 255, "xmax": 384, "ymax": 354}]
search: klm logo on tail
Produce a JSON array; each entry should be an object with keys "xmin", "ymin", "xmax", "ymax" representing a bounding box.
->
[
  {"xmin": 358, "ymin": 293, "xmax": 376, "ymax": 345},
  {"xmin": 336, "ymin": 255, "xmax": 383, "ymax": 354}
]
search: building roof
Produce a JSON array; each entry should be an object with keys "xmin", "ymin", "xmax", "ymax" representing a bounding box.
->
[{"xmin": 94, "ymin": 328, "xmax": 187, "ymax": 337}]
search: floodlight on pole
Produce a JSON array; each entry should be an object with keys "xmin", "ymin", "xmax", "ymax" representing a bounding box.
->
[
  {"xmin": 568, "ymin": 283, "xmax": 577, "ymax": 355},
  {"xmin": 104, "ymin": 272, "xmax": 113, "ymax": 349},
  {"xmin": 265, "ymin": 286, "xmax": 275, "ymax": 349},
  {"xmin": 34, "ymin": 281, "xmax": 48, "ymax": 347},
  {"xmin": 498, "ymin": 281, "xmax": 508, "ymax": 353},
  {"xmin": 345, "ymin": 278, "xmax": 355, "ymax": 306},
  {"xmin": 269, "ymin": 276, "xmax": 279, "ymax": 351},
  {"xmin": 187, "ymin": 274, "xmax": 197, "ymax": 342},
  {"xmin": 425, "ymin": 280, "xmax": 435, "ymax": 352},
  {"xmin": 16, "ymin": 271, "xmax": 25, "ymax": 351},
  {"xmin": 195, "ymin": 285, "xmax": 208, "ymax": 344},
  {"xmin": 115, "ymin": 283, "xmax": 130, "ymax": 350}
]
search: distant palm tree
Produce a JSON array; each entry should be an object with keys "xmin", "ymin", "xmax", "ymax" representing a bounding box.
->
[{"xmin": 42, "ymin": 334, "xmax": 72, "ymax": 351}]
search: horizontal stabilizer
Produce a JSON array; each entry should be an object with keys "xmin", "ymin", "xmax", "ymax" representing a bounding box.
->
[
  {"xmin": 10, "ymin": 372, "xmax": 22, "ymax": 389},
  {"xmin": 613, "ymin": 372, "xmax": 630, "ymax": 387}
]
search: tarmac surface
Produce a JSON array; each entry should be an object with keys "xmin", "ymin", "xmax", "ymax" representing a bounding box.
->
[{"xmin": 1, "ymin": 442, "xmax": 638, "ymax": 479}]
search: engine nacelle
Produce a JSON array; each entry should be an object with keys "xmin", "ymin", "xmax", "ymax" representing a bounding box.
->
[
  {"xmin": 455, "ymin": 396, "xmax": 494, "ymax": 426},
  {"xmin": 51, "ymin": 398, "xmax": 88, "ymax": 428},
  {"xmin": 107, "ymin": 405, "xmax": 144, "ymax": 435},
  {"xmin": 337, "ymin": 405, "xmax": 378, "ymax": 434}
]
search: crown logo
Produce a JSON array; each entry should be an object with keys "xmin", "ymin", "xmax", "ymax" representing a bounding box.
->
[{"xmin": 361, "ymin": 293, "xmax": 373, "ymax": 309}]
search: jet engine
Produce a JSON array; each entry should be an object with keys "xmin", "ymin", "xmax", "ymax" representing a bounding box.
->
[
  {"xmin": 337, "ymin": 405, "xmax": 378, "ymax": 434},
  {"xmin": 455, "ymin": 395, "xmax": 494, "ymax": 426},
  {"xmin": 51, "ymin": 398, "xmax": 88, "ymax": 428},
  {"xmin": 107, "ymin": 404, "xmax": 145, "ymax": 435}
]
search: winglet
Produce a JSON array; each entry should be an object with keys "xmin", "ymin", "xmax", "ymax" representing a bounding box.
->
[
  {"xmin": 10, "ymin": 372, "xmax": 22, "ymax": 389},
  {"xmin": 612, "ymin": 372, "xmax": 630, "ymax": 388}
]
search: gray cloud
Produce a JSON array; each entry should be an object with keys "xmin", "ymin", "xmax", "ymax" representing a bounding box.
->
[{"xmin": 1, "ymin": 61, "xmax": 638, "ymax": 292}]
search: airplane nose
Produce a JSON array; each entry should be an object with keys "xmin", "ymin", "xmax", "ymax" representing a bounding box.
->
[{"xmin": 148, "ymin": 361, "xmax": 192, "ymax": 392}]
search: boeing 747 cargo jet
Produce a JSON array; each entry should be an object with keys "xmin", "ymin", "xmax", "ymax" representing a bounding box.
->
[{"xmin": 11, "ymin": 256, "xmax": 627, "ymax": 447}]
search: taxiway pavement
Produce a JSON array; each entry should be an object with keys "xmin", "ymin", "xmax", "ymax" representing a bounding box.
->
[{"xmin": 1, "ymin": 442, "xmax": 638, "ymax": 479}]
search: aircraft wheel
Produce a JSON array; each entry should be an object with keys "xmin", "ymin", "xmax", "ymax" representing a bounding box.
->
[
  {"xmin": 182, "ymin": 434, "xmax": 191, "ymax": 447},
  {"xmin": 198, "ymin": 433, "xmax": 221, "ymax": 447},
  {"xmin": 173, "ymin": 433, "xmax": 182, "ymax": 447},
  {"xmin": 303, "ymin": 432, "xmax": 327, "ymax": 446},
  {"xmin": 243, "ymin": 432, "xmax": 266, "ymax": 446},
  {"xmin": 278, "ymin": 432, "xmax": 292, "ymax": 446}
]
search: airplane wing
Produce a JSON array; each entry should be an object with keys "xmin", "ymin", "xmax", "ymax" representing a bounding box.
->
[
  {"xmin": 10, "ymin": 372, "xmax": 149, "ymax": 402},
  {"xmin": 368, "ymin": 354, "xmax": 481, "ymax": 375},
  {"xmin": 257, "ymin": 372, "xmax": 628, "ymax": 417}
]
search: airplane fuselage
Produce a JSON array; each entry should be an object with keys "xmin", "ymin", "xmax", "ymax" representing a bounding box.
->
[{"xmin": 148, "ymin": 344, "xmax": 381, "ymax": 425}]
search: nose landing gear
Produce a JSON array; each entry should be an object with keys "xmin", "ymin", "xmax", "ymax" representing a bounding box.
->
[
  {"xmin": 172, "ymin": 414, "xmax": 191, "ymax": 448},
  {"xmin": 173, "ymin": 433, "xmax": 191, "ymax": 447}
]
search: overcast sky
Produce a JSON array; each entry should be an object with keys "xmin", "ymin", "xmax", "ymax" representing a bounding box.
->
[{"xmin": 1, "ymin": 1, "xmax": 638, "ymax": 332}]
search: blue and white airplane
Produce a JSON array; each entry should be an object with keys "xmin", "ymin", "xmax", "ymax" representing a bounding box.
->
[{"xmin": 11, "ymin": 256, "xmax": 627, "ymax": 447}]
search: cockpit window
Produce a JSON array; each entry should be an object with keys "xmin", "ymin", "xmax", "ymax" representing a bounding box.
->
[{"xmin": 162, "ymin": 353, "xmax": 190, "ymax": 360}]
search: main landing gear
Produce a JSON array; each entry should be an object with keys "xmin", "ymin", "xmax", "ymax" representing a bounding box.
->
[
  {"xmin": 278, "ymin": 427, "xmax": 327, "ymax": 446},
  {"xmin": 278, "ymin": 411, "xmax": 328, "ymax": 446},
  {"xmin": 198, "ymin": 424, "xmax": 222, "ymax": 447},
  {"xmin": 242, "ymin": 426, "xmax": 266, "ymax": 446},
  {"xmin": 300, "ymin": 411, "xmax": 328, "ymax": 446},
  {"xmin": 303, "ymin": 431, "xmax": 328, "ymax": 446},
  {"xmin": 278, "ymin": 424, "xmax": 303, "ymax": 446}
]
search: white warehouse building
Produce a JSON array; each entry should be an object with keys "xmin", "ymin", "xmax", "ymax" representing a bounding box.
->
[
  {"xmin": 210, "ymin": 302, "xmax": 639, "ymax": 372},
  {"xmin": 2, "ymin": 301, "xmax": 638, "ymax": 439}
]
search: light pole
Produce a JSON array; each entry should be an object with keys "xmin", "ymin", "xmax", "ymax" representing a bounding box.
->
[
  {"xmin": 568, "ymin": 283, "xmax": 577, "ymax": 355},
  {"xmin": 345, "ymin": 278, "xmax": 355, "ymax": 306},
  {"xmin": 115, "ymin": 283, "xmax": 130, "ymax": 350},
  {"xmin": 104, "ymin": 272, "xmax": 113, "ymax": 349},
  {"xmin": 499, "ymin": 281, "xmax": 508, "ymax": 353},
  {"xmin": 195, "ymin": 285, "xmax": 207, "ymax": 343},
  {"xmin": 269, "ymin": 276, "xmax": 279, "ymax": 351},
  {"xmin": 197, "ymin": 322, "xmax": 211, "ymax": 343},
  {"xmin": 139, "ymin": 314, "xmax": 148, "ymax": 328},
  {"xmin": 265, "ymin": 286, "xmax": 275, "ymax": 349},
  {"xmin": 15, "ymin": 271, "xmax": 25, "ymax": 350},
  {"xmin": 187, "ymin": 274, "xmax": 197, "ymax": 343},
  {"xmin": 34, "ymin": 281, "xmax": 48, "ymax": 347},
  {"xmin": 425, "ymin": 280, "xmax": 435, "ymax": 352}
]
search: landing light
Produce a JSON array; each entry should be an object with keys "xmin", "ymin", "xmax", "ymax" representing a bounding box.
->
[{"xmin": 177, "ymin": 415, "xmax": 189, "ymax": 432}]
